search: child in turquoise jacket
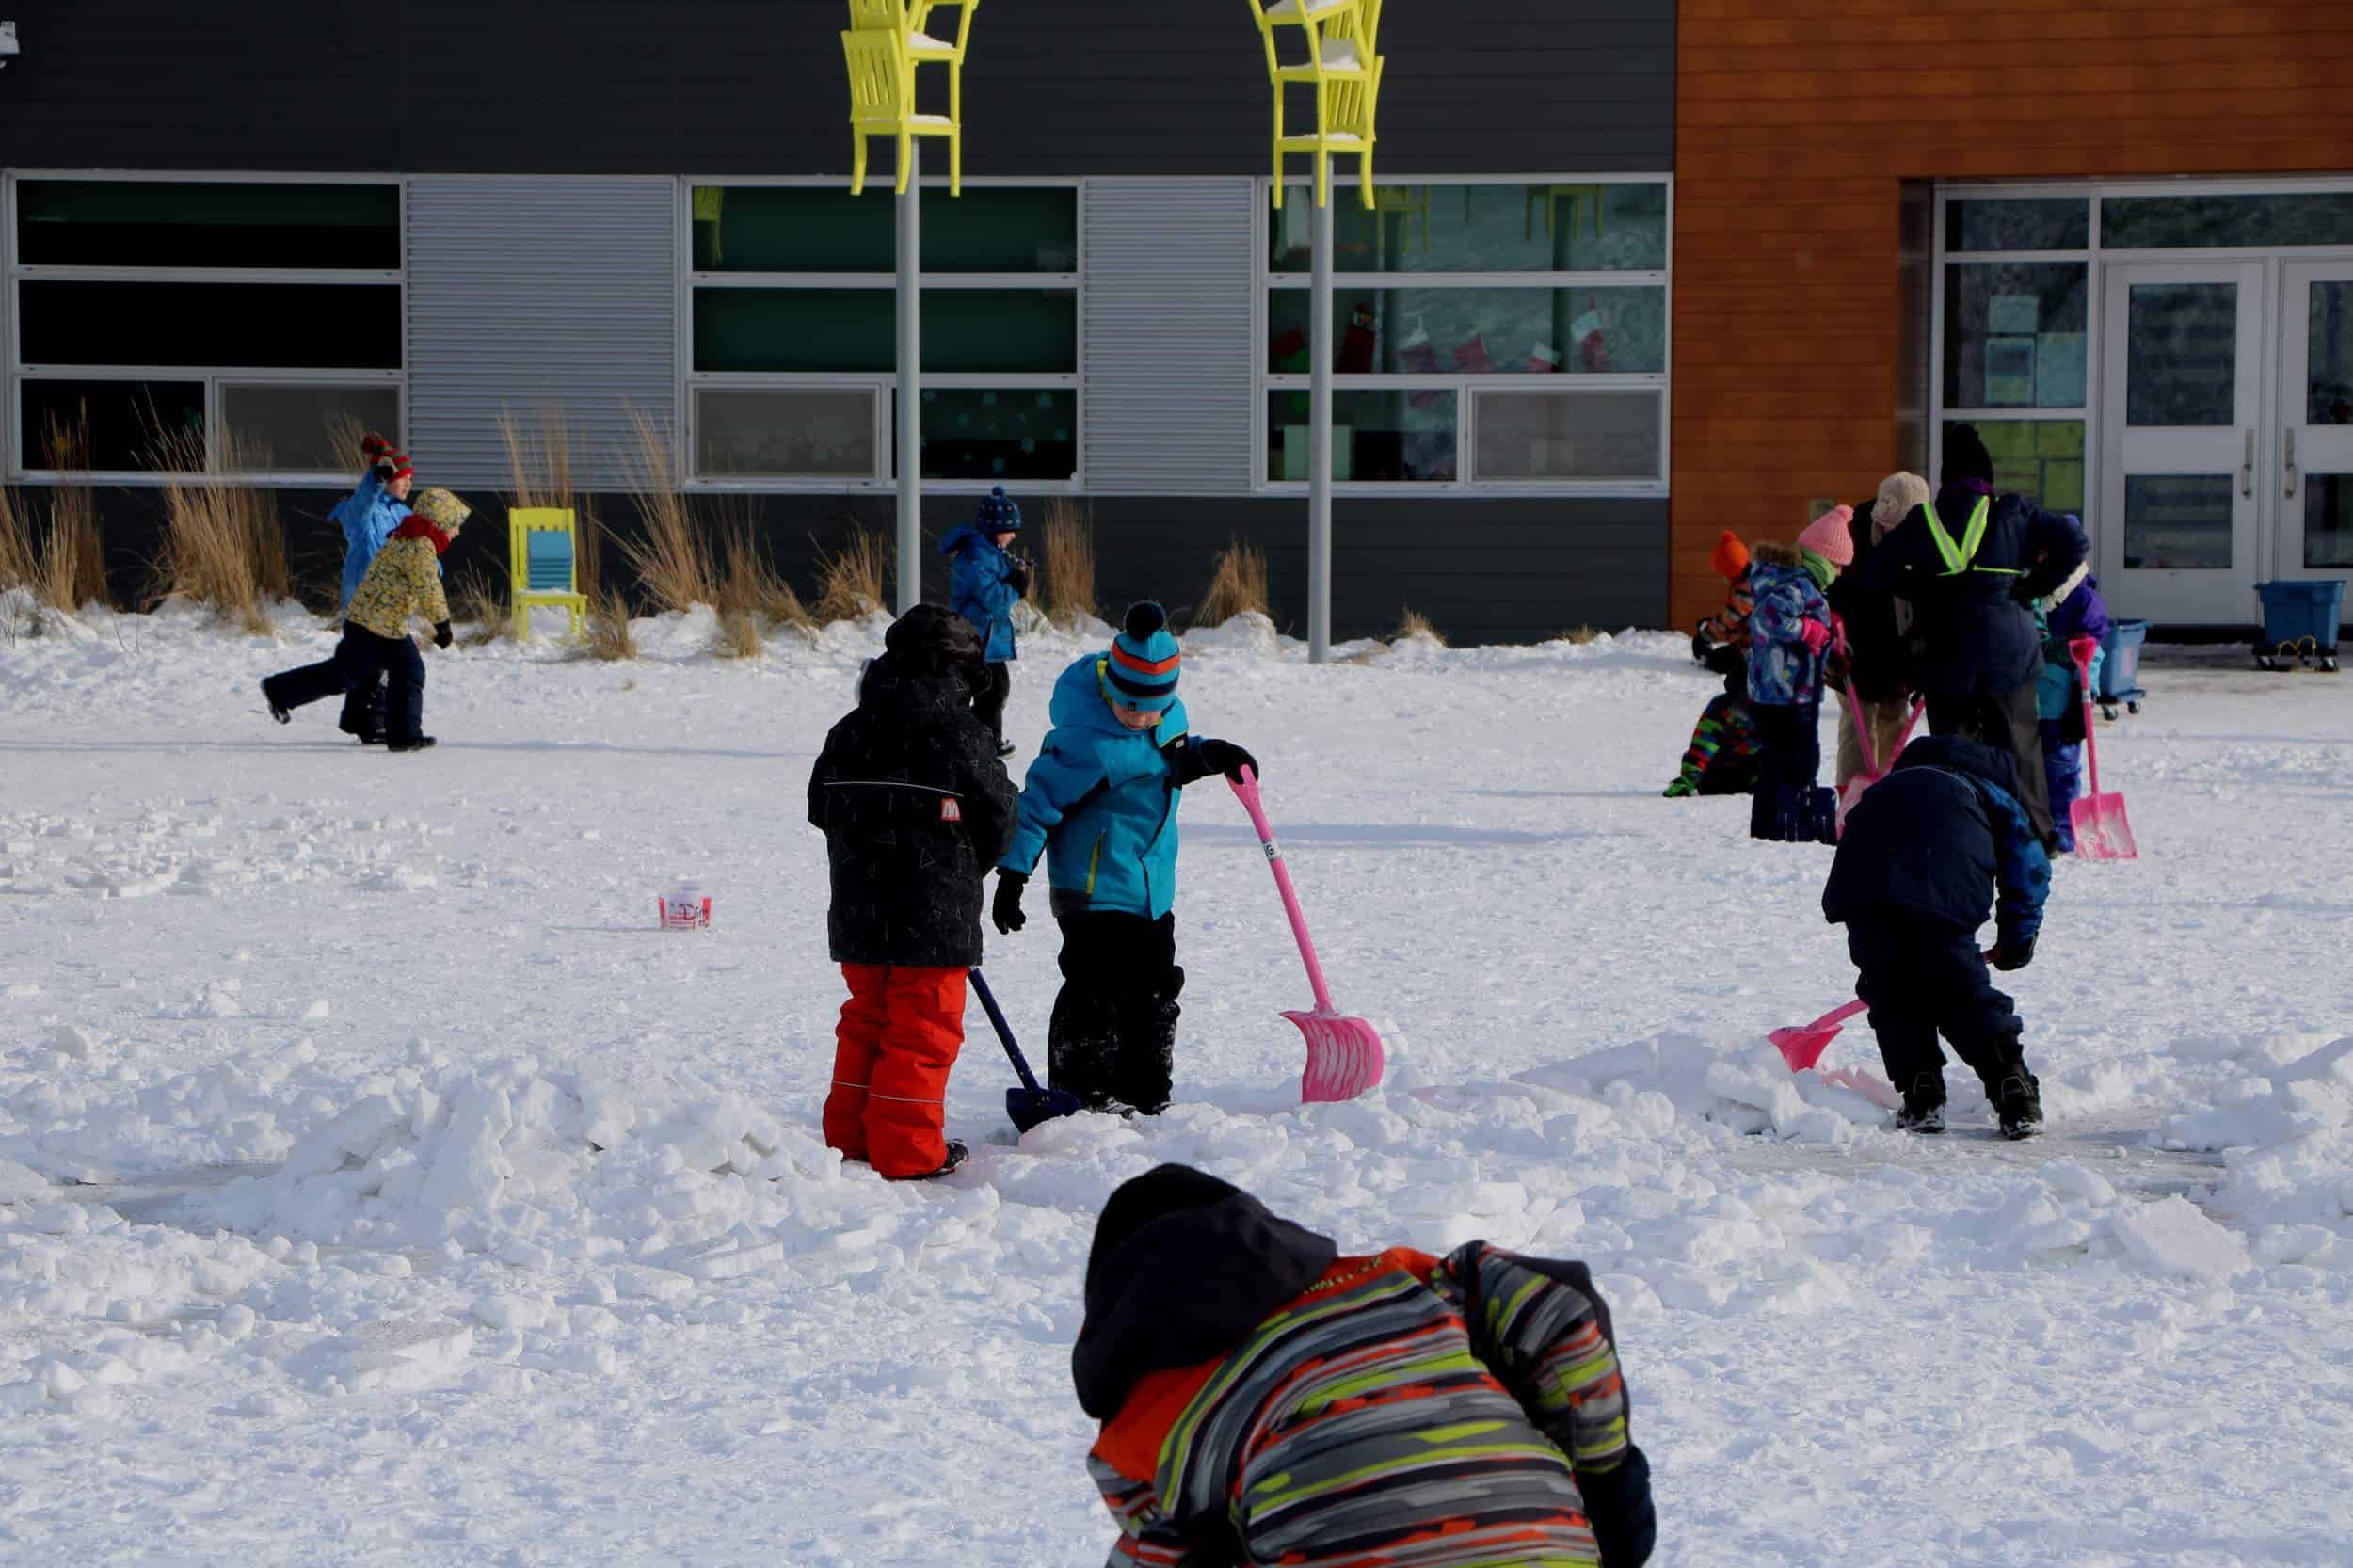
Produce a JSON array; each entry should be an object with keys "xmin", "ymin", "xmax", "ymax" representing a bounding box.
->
[
  {"xmin": 938, "ymin": 486, "xmax": 1029, "ymax": 756},
  {"xmin": 990, "ymin": 602, "xmax": 1257, "ymax": 1115}
]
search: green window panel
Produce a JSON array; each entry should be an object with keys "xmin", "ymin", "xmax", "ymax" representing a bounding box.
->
[
  {"xmin": 690, "ymin": 186, "xmax": 1078, "ymax": 273},
  {"xmin": 1268, "ymin": 182, "xmax": 1668, "ymax": 274},
  {"xmin": 2103, "ymin": 193, "xmax": 2353, "ymax": 250},
  {"xmin": 1955, "ymin": 419, "xmax": 2086, "ymax": 514},
  {"xmin": 1265, "ymin": 390, "xmax": 1456, "ymax": 483},
  {"xmin": 1945, "ymin": 199, "xmax": 2089, "ymax": 254},
  {"xmin": 15, "ymin": 180, "xmax": 399, "ymax": 269},
  {"xmin": 1943, "ymin": 263, "xmax": 2088, "ymax": 410},
  {"xmin": 693, "ymin": 288, "xmax": 1076, "ymax": 374},
  {"xmin": 904, "ymin": 388, "xmax": 1077, "ymax": 481}
]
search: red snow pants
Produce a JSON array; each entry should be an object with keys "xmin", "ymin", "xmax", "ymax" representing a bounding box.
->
[{"xmin": 824, "ymin": 964, "xmax": 967, "ymax": 1178}]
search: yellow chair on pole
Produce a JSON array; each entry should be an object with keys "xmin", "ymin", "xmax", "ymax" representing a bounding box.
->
[
  {"xmin": 848, "ymin": 0, "xmax": 979, "ymax": 143},
  {"xmin": 841, "ymin": 27, "xmax": 961, "ymax": 196},
  {"xmin": 1245, "ymin": 0, "xmax": 1382, "ymax": 209},
  {"xmin": 508, "ymin": 507, "xmax": 588, "ymax": 642}
]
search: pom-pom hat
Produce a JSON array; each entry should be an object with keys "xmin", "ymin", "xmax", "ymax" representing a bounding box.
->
[
  {"xmin": 1104, "ymin": 601, "xmax": 1181, "ymax": 712},
  {"xmin": 975, "ymin": 485, "xmax": 1021, "ymax": 534},
  {"xmin": 1710, "ymin": 530, "xmax": 1750, "ymax": 581},
  {"xmin": 1796, "ymin": 505, "xmax": 1856, "ymax": 568}
]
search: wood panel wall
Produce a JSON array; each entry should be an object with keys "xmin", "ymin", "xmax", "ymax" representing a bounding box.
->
[{"xmin": 1671, "ymin": 0, "xmax": 2353, "ymax": 627}]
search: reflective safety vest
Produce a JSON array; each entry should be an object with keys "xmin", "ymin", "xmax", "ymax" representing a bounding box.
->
[{"xmin": 1920, "ymin": 497, "xmax": 2022, "ymax": 578}]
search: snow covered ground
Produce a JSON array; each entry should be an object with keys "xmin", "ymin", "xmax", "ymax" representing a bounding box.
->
[{"xmin": 2, "ymin": 594, "xmax": 2349, "ymax": 1566}]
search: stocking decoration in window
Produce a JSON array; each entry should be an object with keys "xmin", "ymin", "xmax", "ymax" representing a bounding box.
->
[
  {"xmin": 1452, "ymin": 333, "xmax": 1495, "ymax": 374},
  {"xmin": 1400, "ymin": 320, "xmax": 1442, "ymax": 407},
  {"xmin": 1337, "ymin": 302, "xmax": 1379, "ymax": 375},
  {"xmin": 1574, "ymin": 299, "xmax": 1609, "ymax": 373},
  {"xmin": 1529, "ymin": 343, "xmax": 1561, "ymax": 375}
]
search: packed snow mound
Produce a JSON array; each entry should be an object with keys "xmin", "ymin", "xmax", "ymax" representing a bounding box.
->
[
  {"xmin": 212, "ymin": 1058, "xmax": 846, "ymax": 1254},
  {"xmin": 2163, "ymin": 1036, "xmax": 2353, "ymax": 1260},
  {"xmin": 1183, "ymin": 610, "xmax": 1281, "ymax": 657}
]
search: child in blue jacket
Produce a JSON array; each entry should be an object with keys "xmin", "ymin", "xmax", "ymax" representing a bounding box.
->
[
  {"xmin": 2033, "ymin": 564, "xmax": 2110, "ymax": 853},
  {"xmin": 939, "ymin": 487, "xmax": 1030, "ymax": 757},
  {"xmin": 989, "ymin": 603, "xmax": 1257, "ymax": 1115},
  {"xmin": 1745, "ymin": 515, "xmax": 1849, "ymax": 842},
  {"xmin": 327, "ymin": 434, "xmax": 415, "ymax": 744}
]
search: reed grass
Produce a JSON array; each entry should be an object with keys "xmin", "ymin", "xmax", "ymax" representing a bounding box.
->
[
  {"xmin": 1196, "ymin": 537, "xmax": 1270, "ymax": 626},
  {"xmin": 616, "ymin": 408, "xmax": 714, "ymax": 615},
  {"xmin": 146, "ymin": 426, "xmax": 286, "ymax": 635},
  {"xmin": 1394, "ymin": 607, "xmax": 1447, "ymax": 646},
  {"xmin": 1038, "ymin": 498, "xmax": 1096, "ymax": 629},
  {"xmin": 813, "ymin": 527, "xmax": 888, "ymax": 623}
]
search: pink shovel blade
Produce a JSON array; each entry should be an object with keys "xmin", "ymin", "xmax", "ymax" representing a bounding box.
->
[
  {"xmin": 2072, "ymin": 792, "xmax": 2138, "ymax": 860},
  {"xmin": 1289, "ymin": 1008, "xmax": 1385, "ymax": 1102},
  {"xmin": 1769, "ymin": 998, "xmax": 1868, "ymax": 1072}
]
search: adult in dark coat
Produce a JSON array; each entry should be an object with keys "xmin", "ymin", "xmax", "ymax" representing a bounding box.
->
[
  {"xmin": 1823, "ymin": 734, "xmax": 2053, "ymax": 1138},
  {"xmin": 807, "ymin": 604, "xmax": 1017, "ymax": 1178},
  {"xmin": 1855, "ymin": 424, "xmax": 2088, "ymax": 847}
]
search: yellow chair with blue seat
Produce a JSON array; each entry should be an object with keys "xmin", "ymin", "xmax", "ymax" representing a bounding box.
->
[{"xmin": 508, "ymin": 506, "xmax": 589, "ymax": 642}]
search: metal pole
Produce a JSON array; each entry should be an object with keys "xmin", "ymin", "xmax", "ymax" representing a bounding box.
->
[
  {"xmin": 1307, "ymin": 188, "xmax": 1334, "ymax": 663},
  {"xmin": 896, "ymin": 146, "xmax": 922, "ymax": 613}
]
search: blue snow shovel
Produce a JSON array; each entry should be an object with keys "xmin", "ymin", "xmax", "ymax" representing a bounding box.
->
[{"xmin": 970, "ymin": 968, "xmax": 1082, "ymax": 1133}]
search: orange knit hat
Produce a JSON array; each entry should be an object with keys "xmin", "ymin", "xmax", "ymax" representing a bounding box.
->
[{"xmin": 1710, "ymin": 530, "xmax": 1750, "ymax": 581}]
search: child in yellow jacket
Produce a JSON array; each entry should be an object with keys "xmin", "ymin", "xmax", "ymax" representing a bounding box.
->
[{"xmin": 263, "ymin": 487, "xmax": 471, "ymax": 754}]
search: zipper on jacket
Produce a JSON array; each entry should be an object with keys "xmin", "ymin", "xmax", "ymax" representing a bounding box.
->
[{"xmin": 1086, "ymin": 833, "xmax": 1103, "ymax": 897}]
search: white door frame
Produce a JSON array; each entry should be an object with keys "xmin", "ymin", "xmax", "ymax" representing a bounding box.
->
[
  {"xmin": 2098, "ymin": 259, "xmax": 2267, "ymax": 624},
  {"xmin": 2278, "ymin": 258, "xmax": 2353, "ymax": 579}
]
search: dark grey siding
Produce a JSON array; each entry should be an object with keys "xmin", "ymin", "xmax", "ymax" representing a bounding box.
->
[{"xmin": 0, "ymin": 2, "xmax": 1673, "ymax": 176}]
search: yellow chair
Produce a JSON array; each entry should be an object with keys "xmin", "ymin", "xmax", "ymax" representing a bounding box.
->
[
  {"xmin": 509, "ymin": 507, "xmax": 588, "ymax": 642},
  {"xmin": 1246, "ymin": 0, "xmax": 1381, "ymax": 210},
  {"xmin": 849, "ymin": 1, "xmax": 977, "ymax": 167},
  {"xmin": 841, "ymin": 27, "xmax": 961, "ymax": 196}
]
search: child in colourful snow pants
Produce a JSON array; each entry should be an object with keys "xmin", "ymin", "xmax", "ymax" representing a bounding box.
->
[
  {"xmin": 991, "ymin": 604, "xmax": 1257, "ymax": 1116},
  {"xmin": 808, "ymin": 605, "xmax": 1016, "ymax": 1179}
]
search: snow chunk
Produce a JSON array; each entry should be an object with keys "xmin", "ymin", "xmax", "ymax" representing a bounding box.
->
[{"xmin": 2111, "ymin": 1197, "xmax": 2253, "ymax": 1283}]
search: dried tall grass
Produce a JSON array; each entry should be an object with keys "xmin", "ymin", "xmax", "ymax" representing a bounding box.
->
[
  {"xmin": 714, "ymin": 515, "xmax": 814, "ymax": 650},
  {"xmin": 586, "ymin": 587, "xmax": 638, "ymax": 661},
  {"xmin": 616, "ymin": 408, "xmax": 714, "ymax": 615},
  {"xmin": 1559, "ymin": 624, "xmax": 1602, "ymax": 646},
  {"xmin": 1196, "ymin": 538, "xmax": 1270, "ymax": 627},
  {"xmin": 147, "ymin": 426, "xmax": 287, "ymax": 635},
  {"xmin": 36, "ymin": 412, "xmax": 112, "ymax": 615},
  {"xmin": 1394, "ymin": 608, "xmax": 1447, "ymax": 646},
  {"xmin": 1038, "ymin": 498, "xmax": 1096, "ymax": 629},
  {"xmin": 813, "ymin": 527, "xmax": 888, "ymax": 623},
  {"xmin": 500, "ymin": 405, "xmax": 600, "ymax": 601},
  {"xmin": 323, "ymin": 412, "xmax": 373, "ymax": 476},
  {"xmin": 0, "ymin": 486, "xmax": 34, "ymax": 593},
  {"xmin": 449, "ymin": 568, "xmax": 510, "ymax": 647}
]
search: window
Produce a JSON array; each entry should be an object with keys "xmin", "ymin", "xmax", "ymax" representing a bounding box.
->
[
  {"xmin": 1257, "ymin": 177, "xmax": 1670, "ymax": 490},
  {"xmin": 683, "ymin": 182, "xmax": 1080, "ymax": 487},
  {"xmin": 8, "ymin": 176, "xmax": 405, "ymax": 480}
]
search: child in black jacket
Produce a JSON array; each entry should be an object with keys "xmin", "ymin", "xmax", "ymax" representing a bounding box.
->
[{"xmin": 1822, "ymin": 734, "xmax": 2053, "ymax": 1138}]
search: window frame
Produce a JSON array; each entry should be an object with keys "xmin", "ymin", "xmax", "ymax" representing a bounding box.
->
[
  {"xmin": 677, "ymin": 174, "xmax": 1085, "ymax": 493},
  {"xmin": 1251, "ymin": 172, "xmax": 1673, "ymax": 496},
  {"xmin": 3, "ymin": 169, "xmax": 408, "ymax": 486}
]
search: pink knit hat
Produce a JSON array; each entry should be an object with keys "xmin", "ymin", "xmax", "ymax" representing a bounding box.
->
[{"xmin": 1797, "ymin": 505, "xmax": 1856, "ymax": 568}]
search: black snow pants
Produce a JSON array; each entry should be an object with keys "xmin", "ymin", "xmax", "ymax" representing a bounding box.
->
[
  {"xmin": 1928, "ymin": 679, "xmax": 2054, "ymax": 850},
  {"xmin": 1047, "ymin": 904, "xmax": 1182, "ymax": 1114},
  {"xmin": 973, "ymin": 661, "xmax": 1012, "ymax": 745},
  {"xmin": 1750, "ymin": 700, "xmax": 1832, "ymax": 842},
  {"xmin": 1846, "ymin": 913, "xmax": 2028, "ymax": 1103},
  {"xmin": 264, "ymin": 623, "xmax": 426, "ymax": 744}
]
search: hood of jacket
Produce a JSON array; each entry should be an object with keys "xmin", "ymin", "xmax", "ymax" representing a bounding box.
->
[
  {"xmin": 937, "ymin": 524, "xmax": 996, "ymax": 560},
  {"xmin": 1073, "ymin": 1165, "xmax": 1338, "ymax": 1421},
  {"xmin": 1891, "ymin": 732, "xmax": 2022, "ymax": 799},
  {"xmin": 1751, "ymin": 539, "xmax": 1803, "ymax": 570}
]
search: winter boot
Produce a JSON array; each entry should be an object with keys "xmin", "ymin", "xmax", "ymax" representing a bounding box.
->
[
  {"xmin": 889, "ymin": 1139, "xmax": 968, "ymax": 1181},
  {"xmin": 262, "ymin": 680, "xmax": 291, "ymax": 725},
  {"xmin": 997, "ymin": 740, "xmax": 1017, "ymax": 760},
  {"xmin": 1894, "ymin": 1072, "xmax": 1946, "ymax": 1134},
  {"xmin": 1048, "ymin": 984, "xmax": 1126, "ymax": 1112},
  {"xmin": 1994, "ymin": 1073, "xmax": 2043, "ymax": 1140},
  {"xmin": 387, "ymin": 736, "xmax": 438, "ymax": 753},
  {"xmin": 1661, "ymin": 775, "xmax": 1698, "ymax": 799}
]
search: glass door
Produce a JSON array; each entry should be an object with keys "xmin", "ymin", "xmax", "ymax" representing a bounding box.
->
[
  {"xmin": 2099, "ymin": 261, "xmax": 2265, "ymax": 623},
  {"xmin": 2280, "ymin": 261, "xmax": 2353, "ymax": 578}
]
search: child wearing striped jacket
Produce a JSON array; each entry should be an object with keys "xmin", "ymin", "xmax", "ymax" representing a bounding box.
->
[{"xmin": 1075, "ymin": 1165, "xmax": 1657, "ymax": 1568}]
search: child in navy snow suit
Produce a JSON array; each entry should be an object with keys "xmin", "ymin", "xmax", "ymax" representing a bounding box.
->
[
  {"xmin": 1821, "ymin": 734, "xmax": 2053, "ymax": 1138},
  {"xmin": 990, "ymin": 603, "xmax": 1257, "ymax": 1115},
  {"xmin": 1078, "ymin": 1164, "xmax": 1657, "ymax": 1568},
  {"xmin": 808, "ymin": 605, "xmax": 1017, "ymax": 1180},
  {"xmin": 1745, "ymin": 511, "xmax": 1851, "ymax": 841},
  {"xmin": 326, "ymin": 434, "xmax": 416, "ymax": 744},
  {"xmin": 2034, "ymin": 563, "xmax": 2110, "ymax": 853},
  {"xmin": 939, "ymin": 486, "xmax": 1030, "ymax": 756},
  {"xmin": 1665, "ymin": 531, "xmax": 1762, "ymax": 798}
]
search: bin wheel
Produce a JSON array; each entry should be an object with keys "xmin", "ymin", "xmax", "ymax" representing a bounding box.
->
[
  {"xmin": 2126, "ymin": 700, "xmax": 2141, "ymax": 714},
  {"xmin": 2257, "ymin": 655, "xmax": 2281, "ymax": 671},
  {"xmin": 2324, "ymin": 657, "xmax": 2341, "ymax": 674},
  {"xmin": 2100, "ymin": 703, "xmax": 2119, "ymax": 721}
]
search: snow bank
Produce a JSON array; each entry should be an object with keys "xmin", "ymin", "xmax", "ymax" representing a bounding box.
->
[{"xmin": 2163, "ymin": 1035, "xmax": 2353, "ymax": 1269}]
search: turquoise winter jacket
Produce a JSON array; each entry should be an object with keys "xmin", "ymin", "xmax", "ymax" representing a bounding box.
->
[
  {"xmin": 330, "ymin": 470, "xmax": 413, "ymax": 611},
  {"xmin": 940, "ymin": 526, "xmax": 1020, "ymax": 663},
  {"xmin": 1000, "ymin": 651, "xmax": 1206, "ymax": 920}
]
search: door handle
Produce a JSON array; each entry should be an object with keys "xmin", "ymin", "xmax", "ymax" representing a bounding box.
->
[
  {"xmin": 2285, "ymin": 429, "xmax": 2297, "ymax": 498},
  {"xmin": 2241, "ymin": 428, "xmax": 2255, "ymax": 498}
]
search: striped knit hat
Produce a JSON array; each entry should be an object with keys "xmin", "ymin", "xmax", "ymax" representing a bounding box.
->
[
  {"xmin": 974, "ymin": 485, "xmax": 1021, "ymax": 534},
  {"xmin": 1104, "ymin": 601, "xmax": 1181, "ymax": 712}
]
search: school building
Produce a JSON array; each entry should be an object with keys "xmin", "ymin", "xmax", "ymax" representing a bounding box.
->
[{"xmin": 2, "ymin": 2, "xmax": 2346, "ymax": 642}]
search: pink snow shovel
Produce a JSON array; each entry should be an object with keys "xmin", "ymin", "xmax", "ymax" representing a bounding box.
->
[
  {"xmin": 2068, "ymin": 635, "xmax": 2138, "ymax": 860},
  {"xmin": 1227, "ymin": 766, "xmax": 1385, "ymax": 1102},
  {"xmin": 1834, "ymin": 686, "xmax": 1929, "ymax": 837},
  {"xmin": 1771, "ymin": 999, "xmax": 1867, "ymax": 1072}
]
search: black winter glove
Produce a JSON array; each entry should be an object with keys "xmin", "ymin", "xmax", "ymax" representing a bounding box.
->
[
  {"xmin": 1992, "ymin": 939, "xmax": 2034, "ymax": 972},
  {"xmin": 1006, "ymin": 564, "xmax": 1031, "ymax": 598},
  {"xmin": 432, "ymin": 621, "xmax": 454, "ymax": 649},
  {"xmin": 1689, "ymin": 627, "xmax": 1713, "ymax": 665},
  {"xmin": 1196, "ymin": 739, "xmax": 1257, "ymax": 783},
  {"xmin": 991, "ymin": 870, "xmax": 1027, "ymax": 935}
]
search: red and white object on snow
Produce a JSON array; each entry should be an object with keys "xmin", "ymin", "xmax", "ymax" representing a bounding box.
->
[
  {"xmin": 2070, "ymin": 635, "xmax": 2138, "ymax": 861},
  {"xmin": 656, "ymin": 879, "xmax": 712, "ymax": 930},
  {"xmin": 1226, "ymin": 767, "xmax": 1385, "ymax": 1103}
]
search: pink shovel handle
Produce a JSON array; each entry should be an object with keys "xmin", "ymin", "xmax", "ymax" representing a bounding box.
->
[
  {"xmin": 1813, "ymin": 998, "xmax": 1869, "ymax": 1031},
  {"xmin": 1228, "ymin": 767, "xmax": 1336, "ymax": 1014}
]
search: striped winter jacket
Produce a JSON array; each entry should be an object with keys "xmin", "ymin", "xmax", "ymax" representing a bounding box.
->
[{"xmin": 1084, "ymin": 1242, "xmax": 1654, "ymax": 1568}]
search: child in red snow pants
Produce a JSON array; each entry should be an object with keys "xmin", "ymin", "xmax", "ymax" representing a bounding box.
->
[{"xmin": 824, "ymin": 965, "xmax": 967, "ymax": 1178}]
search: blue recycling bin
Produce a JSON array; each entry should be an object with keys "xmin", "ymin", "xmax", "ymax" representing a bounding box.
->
[
  {"xmin": 2253, "ymin": 581, "xmax": 2345, "ymax": 671},
  {"xmin": 2097, "ymin": 617, "xmax": 2149, "ymax": 717}
]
